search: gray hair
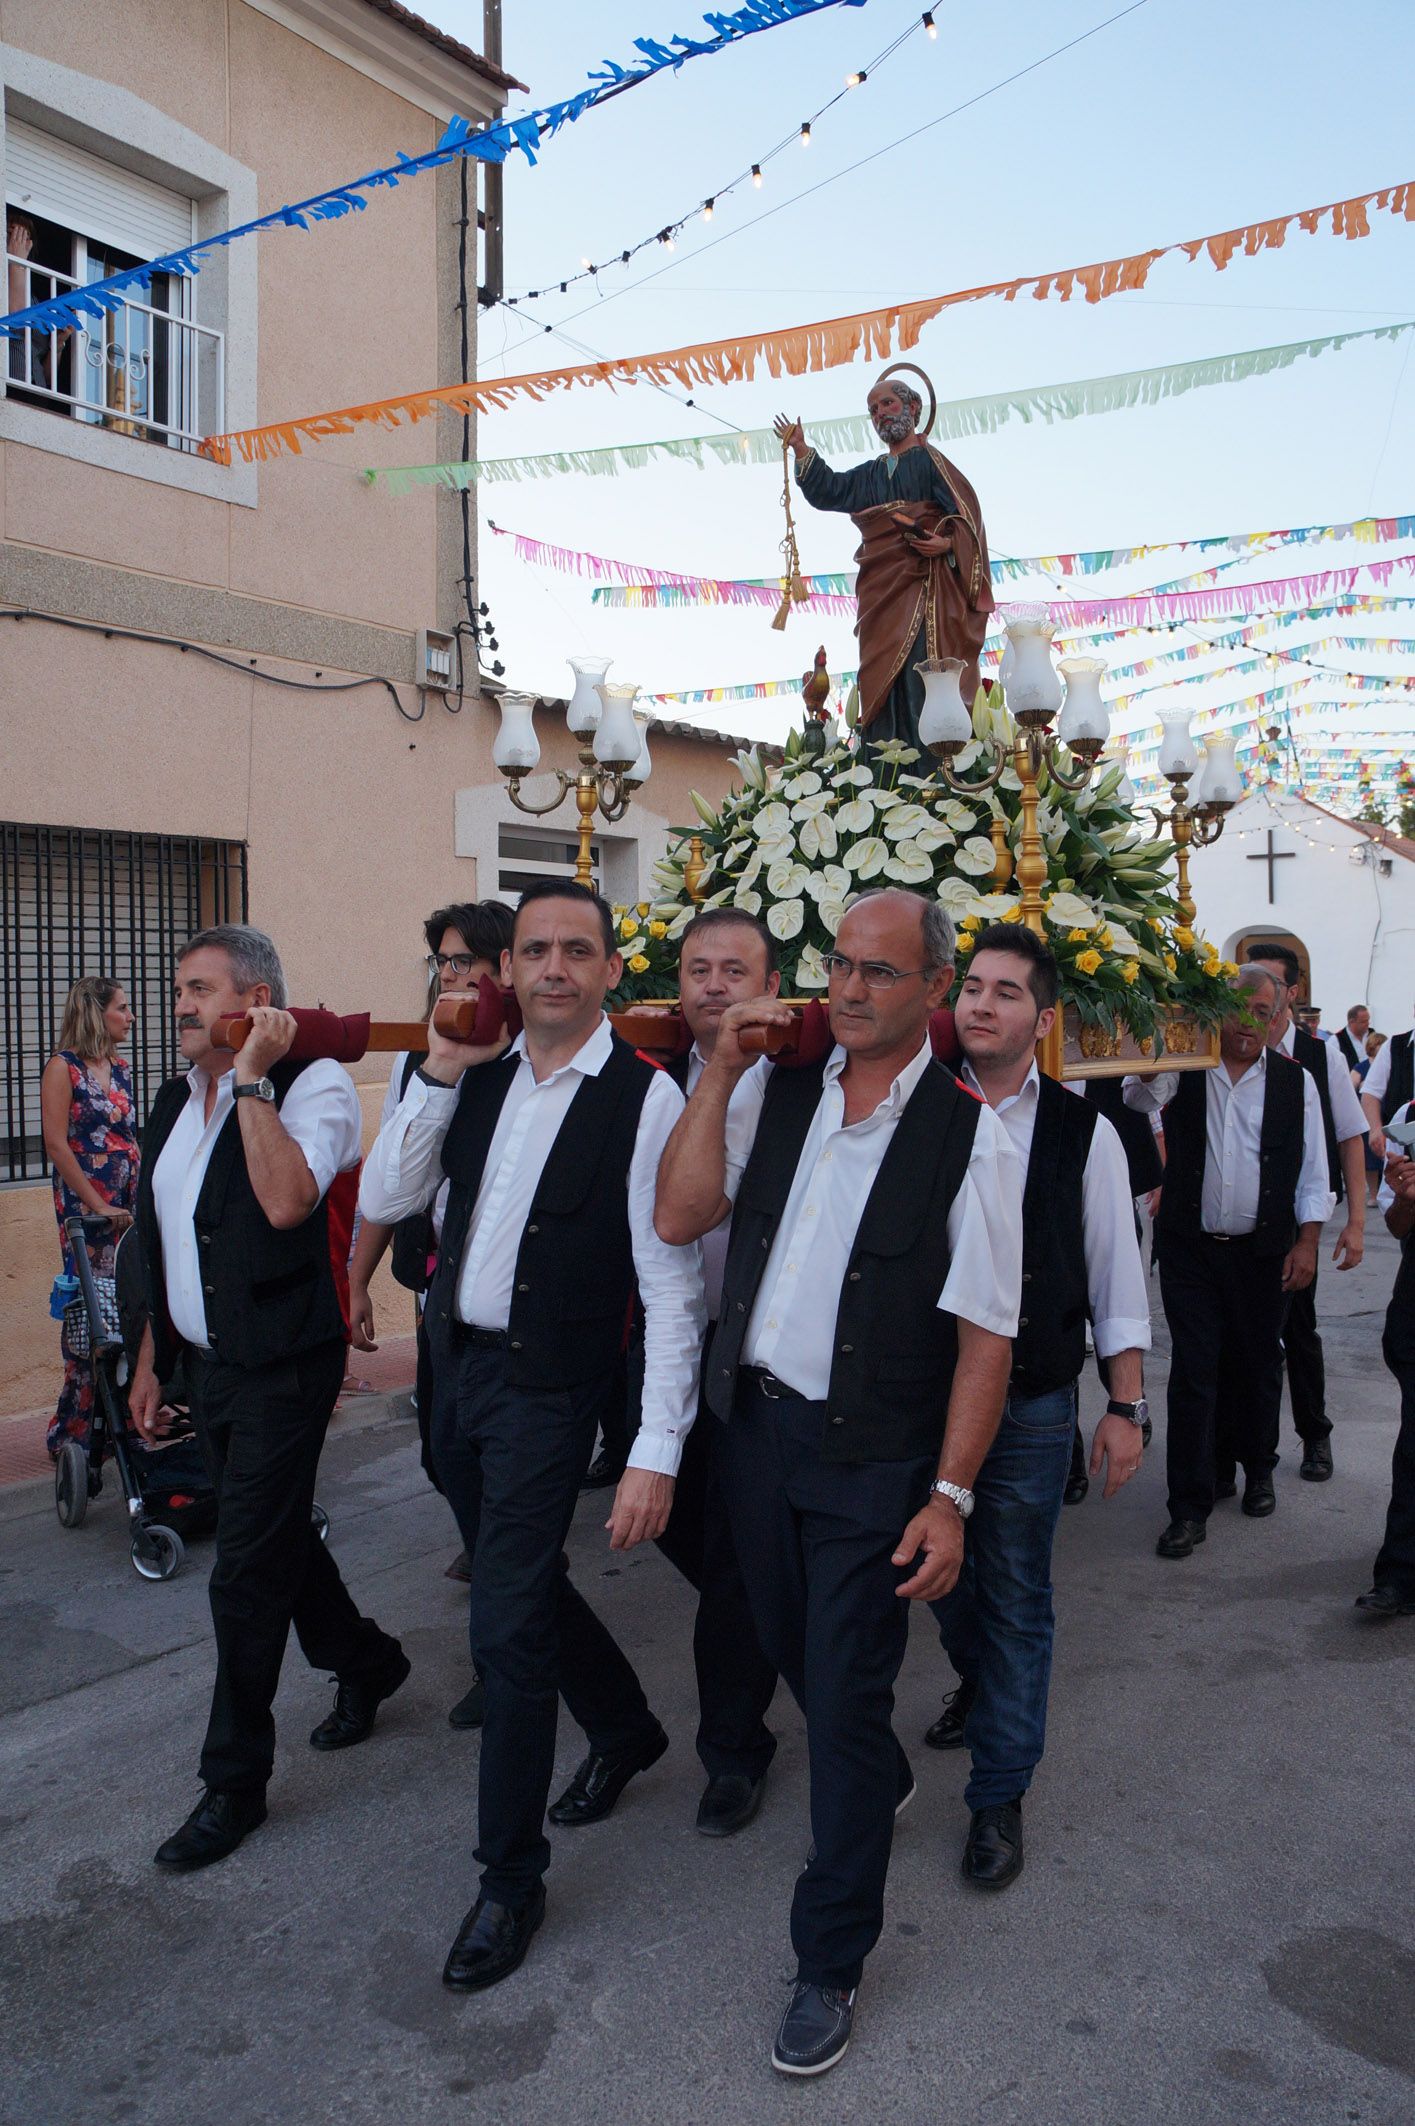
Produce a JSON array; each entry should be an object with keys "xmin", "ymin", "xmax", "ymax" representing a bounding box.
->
[
  {"xmin": 847, "ymin": 888, "xmax": 956, "ymax": 972},
  {"xmin": 1231, "ymin": 964, "xmax": 1279, "ymax": 1006},
  {"xmin": 872, "ymin": 378, "xmax": 921, "ymax": 424},
  {"xmin": 179, "ymin": 923, "xmax": 288, "ymax": 1007}
]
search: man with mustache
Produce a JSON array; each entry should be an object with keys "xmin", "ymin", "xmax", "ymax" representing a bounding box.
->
[{"xmin": 773, "ymin": 367, "xmax": 993, "ymax": 749}]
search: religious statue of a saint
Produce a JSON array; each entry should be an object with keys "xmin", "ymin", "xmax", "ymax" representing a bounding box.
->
[{"xmin": 774, "ymin": 365, "xmax": 993, "ymax": 748}]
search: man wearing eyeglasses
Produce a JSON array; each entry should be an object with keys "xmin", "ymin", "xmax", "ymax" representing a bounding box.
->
[{"xmin": 655, "ymin": 888, "xmax": 1020, "ymax": 2079}]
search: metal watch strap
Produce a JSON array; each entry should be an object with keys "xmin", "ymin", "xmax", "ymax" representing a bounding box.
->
[{"xmin": 930, "ymin": 1478, "xmax": 973, "ymax": 1519}]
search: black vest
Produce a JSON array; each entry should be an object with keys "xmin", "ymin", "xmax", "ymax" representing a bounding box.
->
[
  {"xmin": 1292, "ymin": 1024, "xmax": 1343, "ymax": 1203},
  {"xmin": 1155, "ymin": 1053, "xmax": 1306, "ymax": 1259},
  {"xmin": 1381, "ymin": 1030, "xmax": 1415, "ymax": 1125},
  {"xmin": 424, "ymin": 1033, "xmax": 657, "ymax": 1390},
  {"xmin": 1336, "ymin": 1026, "xmax": 1361, "ymax": 1074},
  {"xmin": 136, "ymin": 1059, "xmax": 346, "ymax": 1376},
  {"xmin": 1384, "ymin": 1101, "xmax": 1415, "ymax": 1371},
  {"xmin": 1084, "ymin": 1074, "xmax": 1162, "ymax": 1196},
  {"xmin": 388, "ymin": 1049, "xmax": 435, "ymax": 1291},
  {"xmin": 1011, "ymin": 1077, "xmax": 1098, "ymax": 1396},
  {"xmin": 708, "ymin": 1057, "xmax": 981, "ymax": 1461}
]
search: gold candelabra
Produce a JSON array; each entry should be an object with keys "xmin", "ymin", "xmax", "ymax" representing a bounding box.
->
[
  {"xmin": 502, "ymin": 744, "xmax": 638, "ymax": 888},
  {"xmin": 1145, "ymin": 770, "xmax": 1235, "ymax": 930},
  {"xmin": 492, "ymin": 673, "xmax": 649, "ymax": 886}
]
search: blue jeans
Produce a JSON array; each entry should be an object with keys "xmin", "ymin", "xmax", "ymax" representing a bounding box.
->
[{"xmin": 929, "ymin": 1382, "xmax": 1076, "ymax": 1811}]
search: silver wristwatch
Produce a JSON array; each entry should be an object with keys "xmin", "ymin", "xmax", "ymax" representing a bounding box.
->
[
  {"xmin": 930, "ymin": 1478, "xmax": 974, "ymax": 1519},
  {"xmin": 233, "ymin": 1076, "xmax": 276, "ymax": 1104}
]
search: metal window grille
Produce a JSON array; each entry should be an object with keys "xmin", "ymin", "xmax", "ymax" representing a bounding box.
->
[
  {"xmin": 496, "ymin": 823, "xmax": 600, "ymax": 899},
  {"xmin": 1, "ymin": 824, "xmax": 248, "ymax": 1183}
]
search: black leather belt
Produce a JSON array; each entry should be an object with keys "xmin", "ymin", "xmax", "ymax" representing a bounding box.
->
[
  {"xmin": 742, "ymin": 1364, "xmax": 802, "ymax": 1401},
  {"xmin": 452, "ymin": 1322, "xmax": 509, "ymax": 1349}
]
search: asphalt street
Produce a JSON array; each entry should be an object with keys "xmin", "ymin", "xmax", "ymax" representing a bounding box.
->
[{"xmin": 2, "ymin": 1217, "xmax": 1412, "ymax": 2126}]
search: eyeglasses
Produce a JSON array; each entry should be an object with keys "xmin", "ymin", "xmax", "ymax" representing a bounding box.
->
[
  {"xmin": 427, "ymin": 953, "xmax": 479, "ymax": 976},
  {"xmin": 819, "ymin": 952, "xmax": 928, "ymax": 991}
]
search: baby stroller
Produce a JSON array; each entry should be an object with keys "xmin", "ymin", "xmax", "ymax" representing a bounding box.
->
[{"xmin": 53, "ymin": 1216, "xmax": 330, "ymax": 1580}]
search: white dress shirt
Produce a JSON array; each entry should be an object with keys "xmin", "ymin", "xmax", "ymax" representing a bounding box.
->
[
  {"xmin": 685, "ymin": 1045, "xmax": 770, "ymax": 1321},
  {"xmin": 380, "ymin": 1052, "xmax": 450, "ymax": 1241},
  {"xmin": 961, "ymin": 1061, "xmax": 1150, "ymax": 1361},
  {"xmin": 1124, "ymin": 1052, "xmax": 1334, "ymax": 1233},
  {"xmin": 1276, "ymin": 1021, "xmax": 1367, "ymax": 1143},
  {"xmin": 1377, "ymin": 1100, "xmax": 1414, "ymax": 1211},
  {"xmin": 359, "ymin": 1016, "xmax": 705, "ymax": 1477},
  {"xmin": 152, "ymin": 1059, "xmax": 362, "ymax": 1350},
  {"xmin": 1363, "ymin": 1033, "xmax": 1411, "ymax": 1112},
  {"xmin": 720, "ymin": 1038, "xmax": 1022, "ymax": 1402}
]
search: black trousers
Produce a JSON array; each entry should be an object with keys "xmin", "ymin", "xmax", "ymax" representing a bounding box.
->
[
  {"xmin": 655, "ymin": 1398, "xmax": 778, "ymax": 1784},
  {"xmin": 431, "ymin": 1342, "xmax": 658, "ymax": 1907},
  {"xmin": 1158, "ymin": 1234, "xmax": 1287, "ymax": 1523},
  {"xmin": 1282, "ymin": 1264, "xmax": 1331, "ymax": 1445},
  {"xmin": 1374, "ymin": 1359, "xmax": 1415, "ymax": 1594},
  {"xmin": 186, "ymin": 1339, "xmax": 396, "ymax": 1795},
  {"xmin": 722, "ymin": 1375, "xmax": 932, "ymax": 1992}
]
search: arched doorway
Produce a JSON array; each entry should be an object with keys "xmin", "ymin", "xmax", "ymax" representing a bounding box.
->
[{"xmin": 1228, "ymin": 927, "xmax": 1312, "ymax": 1003}]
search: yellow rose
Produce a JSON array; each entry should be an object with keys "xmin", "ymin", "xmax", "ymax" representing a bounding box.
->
[
  {"xmin": 1067, "ymin": 929, "xmax": 1090, "ymax": 944},
  {"xmin": 637, "ymin": 902, "xmax": 650, "ymax": 917},
  {"xmin": 649, "ymin": 921, "xmax": 668, "ymax": 939},
  {"xmin": 1219, "ymin": 959, "xmax": 1239, "ymax": 978},
  {"xmin": 955, "ymin": 933, "xmax": 975, "ymax": 954},
  {"xmin": 1121, "ymin": 961, "xmax": 1139, "ymax": 985},
  {"xmin": 960, "ymin": 915, "xmax": 981, "ymax": 933},
  {"xmin": 999, "ymin": 905, "xmax": 1024, "ymax": 925},
  {"xmin": 1149, "ymin": 917, "xmax": 1165, "ymax": 933},
  {"xmin": 1164, "ymin": 953, "xmax": 1177, "ymax": 974},
  {"xmin": 1203, "ymin": 959, "xmax": 1221, "ymax": 980},
  {"xmin": 1173, "ymin": 926, "xmax": 1196, "ymax": 952},
  {"xmin": 619, "ymin": 916, "xmax": 638, "ymax": 939},
  {"xmin": 1097, "ymin": 926, "xmax": 1114, "ymax": 949},
  {"xmin": 1075, "ymin": 948, "xmax": 1103, "ymax": 976},
  {"xmin": 628, "ymin": 954, "xmax": 651, "ymax": 974}
]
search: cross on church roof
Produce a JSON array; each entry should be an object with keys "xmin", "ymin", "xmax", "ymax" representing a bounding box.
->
[{"xmin": 1246, "ymin": 828, "xmax": 1296, "ymax": 904}]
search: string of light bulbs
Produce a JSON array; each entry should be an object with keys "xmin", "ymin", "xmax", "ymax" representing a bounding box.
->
[{"xmin": 502, "ymin": 8, "xmax": 935, "ymax": 305}]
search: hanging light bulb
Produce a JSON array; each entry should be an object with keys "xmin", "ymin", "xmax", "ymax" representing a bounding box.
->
[
  {"xmin": 702, "ymin": 197, "xmax": 715, "ymax": 221},
  {"xmin": 751, "ymin": 162, "xmax": 763, "ymax": 187},
  {"xmin": 923, "ymin": 10, "xmax": 937, "ymax": 35},
  {"xmin": 658, "ymin": 229, "xmax": 674, "ymax": 250},
  {"xmin": 846, "ymin": 69, "xmax": 866, "ymax": 86},
  {"xmin": 800, "ymin": 121, "xmax": 812, "ymax": 146}
]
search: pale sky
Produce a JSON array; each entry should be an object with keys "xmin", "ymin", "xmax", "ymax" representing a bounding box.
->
[{"xmin": 426, "ymin": 0, "xmax": 1415, "ymax": 799}]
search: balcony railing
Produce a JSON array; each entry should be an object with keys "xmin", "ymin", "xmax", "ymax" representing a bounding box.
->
[{"xmin": 4, "ymin": 253, "xmax": 223, "ymax": 453}]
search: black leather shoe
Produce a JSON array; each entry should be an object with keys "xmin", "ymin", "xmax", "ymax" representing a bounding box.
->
[
  {"xmin": 1242, "ymin": 1476, "xmax": 1277, "ymax": 1518},
  {"xmin": 1156, "ymin": 1519, "xmax": 1206, "ymax": 1559},
  {"xmin": 154, "ymin": 1788, "xmax": 267, "ymax": 1872},
  {"xmin": 696, "ymin": 1770, "xmax": 767, "ymax": 1837},
  {"xmin": 1300, "ymin": 1440, "xmax": 1334, "ymax": 1482},
  {"xmin": 1355, "ymin": 1584, "xmax": 1415, "ymax": 1618},
  {"xmin": 309, "ymin": 1647, "xmax": 411, "ymax": 1751},
  {"xmin": 444, "ymin": 1548, "xmax": 474, "ymax": 1582},
  {"xmin": 448, "ymin": 1677, "xmax": 485, "ymax": 1730},
  {"xmin": 548, "ymin": 1723, "xmax": 668, "ymax": 1826},
  {"xmin": 962, "ymin": 1799, "xmax": 1023, "ymax": 1890},
  {"xmin": 1062, "ymin": 1470, "xmax": 1089, "ymax": 1505},
  {"xmin": 772, "ymin": 1981, "xmax": 856, "ymax": 2077},
  {"xmin": 1214, "ymin": 1476, "xmax": 1238, "ymax": 1501},
  {"xmin": 442, "ymin": 1886, "xmax": 546, "ymax": 1991},
  {"xmin": 579, "ymin": 1449, "xmax": 625, "ymax": 1493},
  {"xmin": 923, "ymin": 1677, "xmax": 977, "ymax": 1751}
]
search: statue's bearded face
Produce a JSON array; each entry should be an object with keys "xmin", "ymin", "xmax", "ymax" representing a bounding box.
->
[{"xmin": 868, "ymin": 387, "xmax": 917, "ymax": 444}]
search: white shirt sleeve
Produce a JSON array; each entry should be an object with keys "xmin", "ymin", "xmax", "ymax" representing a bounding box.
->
[
  {"xmin": 720, "ymin": 1064, "xmax": 769, "ymax": 1203},
  {"xmin": 379, "ymin": 1054, "xmax": 407, "ymax": 1132},
  {"xmin": 276, "ymin": 1060, "xmax": 363, "ymax": 1199},
  {"xmin": 358, "ymin": 1068, "xmax": 460, "ymax": 1222},
  {"xmin": 1082, "ymin": 1114, "xmax": 1152, "ymax": 1358},
  {"xmin": 1123, "ymin": 1071, "xmax": 1177, "ymax": 1113},
  {"xmin": 1363, "ymin": 1041, "xmax": 1392, "ymax": 1107},
  {"xmin": 938, "ymin": 1102, "xmax": 1023, "ymax": 1338},
  {"xmin": 626, "ymin": 1071, "xmax": 707, "ymax": 1478},
  {"xmin": 1324, "ymin": 1040, "xmax": 1368, "ymax": 1143},
  {"xmin": 1296, "ymin": 1069, "xmax": 1337, "ymax": 1227}
]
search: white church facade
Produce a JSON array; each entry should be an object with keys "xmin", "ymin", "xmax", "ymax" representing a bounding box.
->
[{"xmin": 1189, "ymin": 786, "xmax": 1415, "ymax": 1035}]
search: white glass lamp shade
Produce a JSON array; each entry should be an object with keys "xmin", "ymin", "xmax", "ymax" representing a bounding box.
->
[
  {"xmin": 1196, "ymin": 733, "xmax": 1243, "ymax": 806},
  {"xmin": 566, "ymin": 654, "xmax": 612, "ymax": 737},
  {"xmin": 915, "ymin": 657, "xmax": 973, "ymax": 754},
  {"xmin": 492, "ymin": 691, "xmax": 540, "ymax": 776},
  {"xmin": 1157, "ymin": 709, "xmax": 1199, "ymax": 778},
  {"xmin": 624, "ymin": 712, "xmax": 653, "ymax": 790},
  {"xmin": 1002, "ymin": 613, "xmax": 1062, "ymax": 721},
  {"xmin": 594, "ymin": 681, "xmax": 641, "ymax": 770},
  {"xmin": 1116, "ymin": 765, "xmax": 1137, "ymax": 806},
  {"xmin": 1057, "ymin": 658, "xmax": 1110, "ymax": 747}
]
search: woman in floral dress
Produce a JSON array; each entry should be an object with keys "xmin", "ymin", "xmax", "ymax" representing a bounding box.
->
[{"xmin": 41, "ymin": 977, "xmax": 139, "ymax": 1457}]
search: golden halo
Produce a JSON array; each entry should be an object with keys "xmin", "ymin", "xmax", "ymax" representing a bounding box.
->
[{"xmin": 874, "ymin": 361, "xmax": 936, "ymax": 437}]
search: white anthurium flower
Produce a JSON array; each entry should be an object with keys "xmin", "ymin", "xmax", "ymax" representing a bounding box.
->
[
  {"xmin": 938, "ymin": 800, "xmax": 978, "ymax": 831},
  {"xmin": 783, "ymin": 771, "xmax": 823, "ymax": 799},
  {"xmin": 950, "ymin": 740, "xmax": 983, "ymax": 773},
  {"xmin": 805, "ymin": 863, "xmax": 850, "ymax": 903},
  {"xmin": 1044, "ymin": 890, "xmax": 1099, "ymax": 929},
  {"xmin": 818, "ymin": 897, "xmax": 849, "ymax": 935},
  {"xmin": 736, "ymin": 848, "xmax": 764, "ymax": 892},
  {"xmin": 733, "ymin": 887, "xmax": 764, "ymax": 915},
  {"xmin": 870, "ymin": 741, "xmax": 921, "ymax": 766},
  {"xmin": 789, "ymin": 792, "xmax": 832, "ymax": 820},
  {"xmin": 937, "ymin": 875, "xmax": 977, "ymax": 911},
  {"xmin": 954, "ymin": 836, "xmax": 998, "ymax": 876},
  {"xmin": 700, "ymin": 886, "xmax": 733, "ymax": 910},
  {"xmin": 618, "ymin": 935, "xmax": 643, "ymax": 956},
  {"xmin": 884, "ymin": 843, "xmax": 935, "ymax": 884},
  {"xmin": 870, "ymin": 786, "xmax": 903, "ymax": 809},
  {"xmin": 834, "ymin": 797, "xmax": 877, "ymax": 834},
  {"xmin": 843, "ymin": 836, "xmax": 888, "ymax": 878},
  {"xmin": 795, "ymin": 943, "xmax": 829, "ymax": 990},
  {"xmin": 756, "ymin": 836, "xmax": 795, "ymax": 867},
  {"xmin": 753, "ymin": 802, "xmax": 793, "ymax": 840},
  {"xmin": 667, "ymin": 907, "xmax": 697, "ymax": 940},
  {"xmin": 767, "ymin": 898, "xmax": 805, "ymax": 941},
  {"xmin": 883, "ymin": 804, "xmax": 930, "ymax": 841},
  {"xmin": 767, "ymin": 856, "xmax": 811, "ymax": 898},
  {"xmin": 913, "ymin": 823, "xmax": 955, "ymax": 852},
  {"xmin": 798, "ymin": 811, "xmax": 839, "ymax": 861},
  {"xmin": 722, "ymin": 840, "xmax": 751, "ymax": 866},
  {"xmin": 1106, "ymin": 922, "xmax": 1141, "ymax": 957},
  {"xmin": 965, "ymin": 892, "xmax": 1022, "ymax": 920},
  {"xmin": 999, "ymin": 765, "xmax": 1022, "ymax": 792},
  {"xmin": 835, "ymin": 765, "xmax": 874, "ymax": 788}
]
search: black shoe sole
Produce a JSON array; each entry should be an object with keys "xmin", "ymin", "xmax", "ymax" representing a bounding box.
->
[
  {"xmin": 1156, "ymin": 1527, "xmax": 1206, "ymax": 1559},
  {"xmin": 772, "ymin": 2035, "xmax": 851, "ymax": 2077},
  {"xmin": 962, "ymin": 1852, "xmax": 1024, "ymax": 1892},
  {"xmin": 1242, "ymin": 1497, "xmax": 1277, "ymax": 1519},
  {"xmin": 442, "ymin": 1898, "xmax": 545, "ymax": 1991},
  {"xmin": 1299, "ymin": 1464, "xmax": 1333, "ymax": 1483}
]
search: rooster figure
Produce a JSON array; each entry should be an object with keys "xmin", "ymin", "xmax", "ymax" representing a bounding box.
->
[{"xmin": 799, "ymin": 646, "xmax": 834, "ymax": 757}]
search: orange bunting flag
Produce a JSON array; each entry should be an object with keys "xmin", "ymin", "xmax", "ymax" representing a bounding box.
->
[{"xmin": 201, "ymin": 180, "xmax": 1415, "ymax": 466}]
